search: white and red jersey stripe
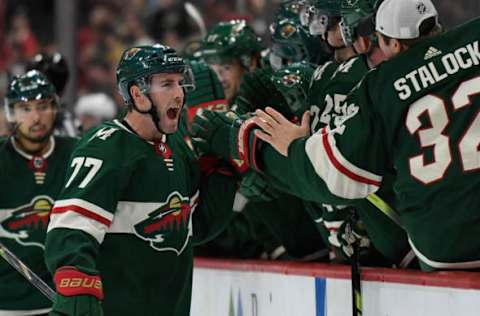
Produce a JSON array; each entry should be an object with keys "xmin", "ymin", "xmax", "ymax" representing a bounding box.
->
[
  {"xmin": 305, "ymin": 128, "xmax": 383, "ymax": 199},
  {"xmin": 48, "ymin": 199, "xmax": 114, "ymax": 243},
  {"xmin": 48, "ymin": 191, "xmax": 200, "ymax": 244}
]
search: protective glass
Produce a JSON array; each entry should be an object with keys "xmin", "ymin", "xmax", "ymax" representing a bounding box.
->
[
  {"xmin": 308, "ymin": 8, "xmax": 330, "ymax": 36},
  {"xmin": 299, "ymin": 4, "xmax": 315, "ymax": 27},
  {"xmin": 7, "ymin": 98, "xmax": 56, "ymax": 123},
  {"xmin": 269, "ymin": 51, "xmax": 289, "ymax": 72}
]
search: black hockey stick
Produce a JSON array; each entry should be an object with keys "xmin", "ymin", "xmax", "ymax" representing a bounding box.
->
[
  {"xmin": 348, "ymin": 211, "xmax": 362, "ymax": 316},
  {"xmin": 0, "ymin": 241, "xmax": 56, "ymax": 302},
  {"xmin": 351, "ymin": 241, "xmax": 362, "ymax": 316}
]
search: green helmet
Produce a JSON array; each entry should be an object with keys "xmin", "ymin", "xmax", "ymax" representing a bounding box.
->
[
  {"xmin": 309, "ymin": 0, "xmax": 342, "ymax": 15},
  {"xmin": 4, "ymin": 70, "xmax": 57, "ymax": 123},
  {"xmin": 270, "ymin": 17, "xmax": 332, "ymax": 70},
  {"xmin": 181, "ymin": 39, "xmax": 203, "ymax": 61},
  {"xmin": 340, "ymin": 0, "xmax": 379, "ymax": 46},
  {"xmin": 300, "ymin": 0, "xmax": 342, "ymax": 36},
  {"xmin": 200, "ymin": 20, "xmax": 263, "ymax": 68},
  {"xmin": 237, "ymin": 66, "xmax": 293, "ymax": 119},
  {"xmin": 271, "ymin": 62, "xmax": 314, "ymax": 118},
  {"xmin": 276, "ymin": 0, "xmax": 308, "ymax": 20},
  {"xmin": 116, "ymin": 44, "xmax": 193, "ymax": 105}
]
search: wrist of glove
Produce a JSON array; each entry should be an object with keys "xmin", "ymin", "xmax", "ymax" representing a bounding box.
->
[
  {"xmin": 50, "ymin": 295, "xmax": 103, "ymax": 316},
  {"xmin": 50, "ymin": 266, "xmax": 104, "ymax": 316},
  {"xmin": 229, "ymin": 116, "xmax": 263, "ymax": 174}
]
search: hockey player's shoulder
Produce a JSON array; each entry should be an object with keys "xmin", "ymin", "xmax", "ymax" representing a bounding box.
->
[
  {"xmin": 85, "ymin": 121, "xmax": 124, "ymax": 143},
  {"xmin": 54, "ymin": 135, "xmax": 80, "ymax": 151},
  {"xmin": 332, "ymin": 56, "xmax": 363, "ymax": 78},
  {"xmin": 312, "ymin": 61, "xmax": 337, "ymax": 83},
  {"xmin": 77, "ymin": 120, "xmax": 141, "ymax": 155}
]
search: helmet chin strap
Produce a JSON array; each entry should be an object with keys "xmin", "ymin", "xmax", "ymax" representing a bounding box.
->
[
  {"xmin": 131, "ymin": 94, "xmax": 166, "ymax": 135},
  {"xmin": 130, "ymin": 77, "xmax": 186, "ymax": 136},
  {"xmin": 145, "ymin": 94, "xmax": 166, "ymax": 135}
]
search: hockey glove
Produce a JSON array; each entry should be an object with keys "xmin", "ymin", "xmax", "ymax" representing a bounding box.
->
[
  {"xmin": 191, "ymin": 110, "xmax": 263, "ymax": 174},
  {"xmin": 335, "ymin": 216, "xmax": 371, "ymax": 261},
  {"xmin": 184, "ymin": 60, "xmax": 227, "ymax": 125},
  {"xmin": 50, "ymin": 266, "xmax": 103, "ymax": 316},
  {"xmin": 239, "ymin": 170, "xmax": 280, "ymax": 202},
  {"xmin": 190, "ymin": 109, "xmax": 237, "ymax": 158},
  {"xmin": 237, "ymin": 67, "xmax": 293, "ymax": 119}
]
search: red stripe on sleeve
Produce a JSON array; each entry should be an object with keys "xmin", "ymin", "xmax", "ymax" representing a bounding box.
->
[
  {"xmin": 52, "ymin": 205, "xmax": 112, "ymax": 227},
  {"xmin": 321, "ymin": 130, "xmax": 381, "ymax": 187}
]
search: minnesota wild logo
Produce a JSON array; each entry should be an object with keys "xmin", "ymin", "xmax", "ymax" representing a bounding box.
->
[
  {"xmin": 282, "ymin": 73, "xmax": 301, "ymax": 87},
  {"xmin": 0, "ymin": 196, "xmax": 53, "ymax": 249},
  {"xmin": 133, "ymin": 192, "xmax": 193, "ymax": 255},
  {"xmin": 280, "ymin": 23, "xmax": 297, "ymax": 39}
]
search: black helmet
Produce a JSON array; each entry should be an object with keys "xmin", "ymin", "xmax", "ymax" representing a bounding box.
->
[{"xmin": 26, "ymin": 52, "xmax": 69, "ymax": 96}]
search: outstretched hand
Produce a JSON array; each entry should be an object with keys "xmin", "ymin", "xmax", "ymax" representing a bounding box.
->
[{"xmin": 253, "ymin": 107, "xmax": 310, "ymax": 157}]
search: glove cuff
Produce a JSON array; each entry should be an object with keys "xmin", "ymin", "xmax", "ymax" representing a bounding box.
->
[
  {"xmin": 231, "ymin": 118, "xmax": 262, "ymax": 173},
  {"xmin": 54, "ymin": 266, "xmax": 104, "ymax": 300},
  {"xmin": 186, "ymin": 99, "xmax": 228, "ymax": 124}
]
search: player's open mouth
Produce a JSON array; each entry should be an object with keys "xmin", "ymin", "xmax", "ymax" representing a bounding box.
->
[{"xmin": 167, "ymin": 107, "xmax": 180, "ymax": 120}]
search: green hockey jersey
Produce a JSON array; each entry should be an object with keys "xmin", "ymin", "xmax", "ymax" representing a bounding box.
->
[
  {"xmin": 0, "ymin": 136, "xmax": 76, "ymax": 314},
  {"xmin": 286, "ymin": 18, "xmax": 480, "ymax": 270},
  {"xmin": 45, "ymin": 120, "xmax": 236, "ymax": 315},
  {"xmin": 256, "ymin": 57, "xmax": 410, "ymax": 265}
]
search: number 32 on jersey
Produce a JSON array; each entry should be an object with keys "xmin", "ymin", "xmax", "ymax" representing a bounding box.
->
[{"xmin": 406, "ymin": 77, "xmax": 480, "ymax": 184}]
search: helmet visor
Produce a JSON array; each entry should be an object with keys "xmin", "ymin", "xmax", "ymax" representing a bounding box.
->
[
  {"xmin": 147, "ymin": 65, "xmax": 195, "ymax": 94},
  {"xmin": 308, "ymin": 8, "xmax": 330, "ymax": 36}
]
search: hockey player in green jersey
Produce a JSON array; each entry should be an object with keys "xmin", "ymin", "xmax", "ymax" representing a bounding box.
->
[
  {"xmin": 200, "ymin": 20, "xmax": 264, "ymax": 103},
  {"xmin": 191, "ymin": 0, "xmax": 412, "ymax": 266},
  {"xmin": 44, "ymin": 44, "xmax": 238, "ymax": 316},
  {"xmin": 254, "ymin": 0, "xmax": 480, "ymax": 270},
  {"xmin": 0, "ymin": 70, "xmax": 77, "ymax": 315},
  {"xmin": 291, "ymin": 0, "xmax": 411, "ymax": 264},
  {"xmin": 269, "ymin": 4, "xmax": 332, "ymax": 71},
  {"xmin": 301, "ymin": 0, "xmax": 356, "ymax": 63},
  {"xmin": 178, "ymin": 59, "xmax": 228, "ymax": 151}
]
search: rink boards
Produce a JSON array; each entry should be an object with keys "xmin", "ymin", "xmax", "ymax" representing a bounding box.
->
[{"xmin": 191, "ymin": 257, "xmax": 480, "ymax": 316}]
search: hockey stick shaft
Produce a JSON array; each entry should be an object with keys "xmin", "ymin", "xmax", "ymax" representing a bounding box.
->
[
  {"xmin": 351, "ymin": 242, "xmax": 362, "ymax": 316},
  {"xmin": 348, "ymin": 211, "xmax": 362, "ymax": 316},
  {"xmin": 0, "ymin": 241, "xmax": 56, "ymax": 302},
  {"xmin": 184, "ymin": 2, "xmax": 207, "ymax": 37},
  {"xmin": 366, "ymin": 193, "xmax": 402, "ymax": 227}
]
